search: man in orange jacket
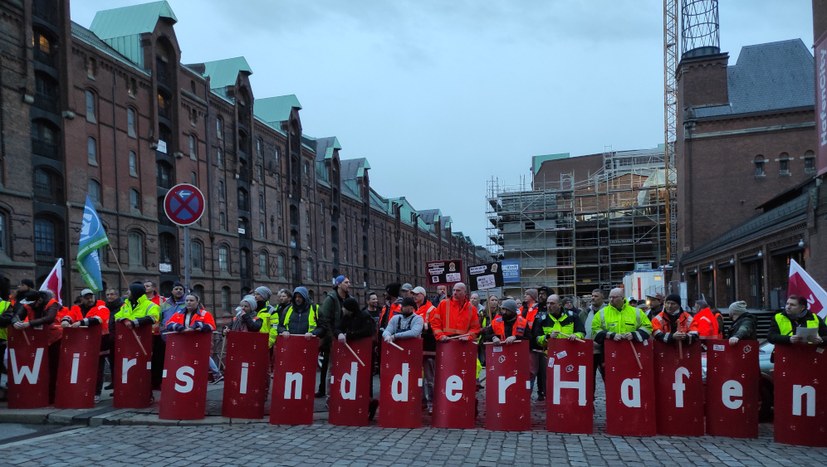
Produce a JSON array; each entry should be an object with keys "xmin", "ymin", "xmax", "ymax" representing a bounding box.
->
[
  {"xmin": 651, "ymin": 294, "xmax": 698, "ymax": 344},
  {"xmin": 431, "ymin": 283, "xmax": 481, "ymax": 341},
  {"xmin": 690, "ymin": 299, "xmax": 721, "ymax": 339},
  {"xmin": 60, "ymin": 289, "xmax": 110, "ymax": 402}
]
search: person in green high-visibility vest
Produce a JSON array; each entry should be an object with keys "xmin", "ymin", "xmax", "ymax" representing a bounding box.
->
[{"xmin": 768, "ymin": 294, "xmax": 826, "ymax": 346}]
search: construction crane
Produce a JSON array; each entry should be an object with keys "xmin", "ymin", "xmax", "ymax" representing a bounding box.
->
[{"xmin": 663, "ymin": 0, "xmax": 678, "ymax": 266}]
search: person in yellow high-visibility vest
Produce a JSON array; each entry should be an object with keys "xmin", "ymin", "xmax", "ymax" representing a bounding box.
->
[{"xmin": 768, "ymin": 294, "xmax": 826, "ymax": 346}]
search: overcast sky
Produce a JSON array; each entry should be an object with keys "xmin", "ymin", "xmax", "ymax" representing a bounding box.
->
[{"xmin": 71, "ymin": 0, "xmax": 814, "ymax": 247}]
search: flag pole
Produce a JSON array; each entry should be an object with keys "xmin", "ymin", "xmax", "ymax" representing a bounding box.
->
[{"xmin": 107, "ymin": 243, "xmax": 129, "ymax": 288}]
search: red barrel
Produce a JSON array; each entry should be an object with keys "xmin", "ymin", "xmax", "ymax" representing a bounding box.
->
[
  {"xmin": 159, "ymin": 331, "xmax": 212, "ymax": 420},
  {"xmin": 432, "ymin": 340, "xmax": 477, "ymax": 429},
  {"xmin": 55, "ymin": 327, "xmax": 102, "ymax": 409},
  {"xmin": 546, "ymin": 339, "xmax": 594, "ymax": 434},
  {"xmin": 328, "ymin": 337, "xmax": 373, "ymax": 426},
  {"xmin": 484, "ymin": 340, "xmax": 531, "ymax": 431},
  {"xmin": 774, "ymin": 344, "xmax": 827, "ymax": 446},
  {"xmin": 705, "ymin": 339, "xmax": 759, "ymax": 438},
  {"xmin": 222, "ymin": 331, "xmax": 269, "ymax": 419},
  {"xmin": 6, "ymin": 328, "xmax": 51, "ymax": 409},
  {"xmin": 113, "ymin": 322, "xmax": 154, "ymax": 408},
  {"xmin": 604, "ymin": 339, "xmax": 656, "ymax": 436},
  {"xmin": 653, "ymin": 340, "xmax": 704, "ymax": 436},
  {"xmin": 379, "ymin": 338, "xmax": 423, "ymax": 428},
  {"xmin": 269, "ymin": 335, "xmax": 319, "ymax": 425}
]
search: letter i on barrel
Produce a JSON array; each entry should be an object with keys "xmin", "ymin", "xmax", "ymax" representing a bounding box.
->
[{"xmin": 222, "ymin": 331, "xmax": 269, "ymax": 419}]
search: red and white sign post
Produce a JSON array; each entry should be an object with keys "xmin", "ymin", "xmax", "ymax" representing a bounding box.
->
[
  {"xmin": 379, "ymin": 338, "xmax": 423, "ymax": 428},
  {"xmin": 222, "ymin": 331, "xmax": 269, "ymax": 419},
  {"xmin": 705, "ymin": 339, "xmax": 759, "ymax": 438},
  {"xmin": 484, "ymin": 340, "xmax": 531, "ymax": 431},
  {"xmin": 773, "ymin": 344, "xmax": 827, "ymax": 446},
  {"xmin": 653, "ymin": 340, "xmax": 704, "ymax": 436},
  {"xmin": 6, "ymin": 329, "xmax": 51, "ymax": 408},
  {"xmin": 328, "ymin": 337, "xmax": 373, "ymax": 426},
  {"xmin": 113, "ymin": 322, "xmax": 154, "ymax": 408},
  {"xmin": 433, "ymin": 340, "xmax": 477, "ymax": 429},
  {"xmin": 603, "ymin": 339, "xmax": 656, "ymax": 436},
  {"xmin": 546, "ymin": 339, "xmax": 594, "ymax": 434},
  {"xmin": 55, "ymin": 327, "xmax": 102, "ymax": 409},
  {"xmin": 159, "ymin": 332, "xmax": 212, "ymax": 420},
  {"xmin": 270, "ymin": 336, "xmax": 320, "ymax": 425}
]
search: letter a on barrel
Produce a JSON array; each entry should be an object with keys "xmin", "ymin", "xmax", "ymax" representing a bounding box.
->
[
  {"xmin": 270, "ymin": 335, "xmax": 319, "ymax": 425},
  {"xmin": 6, "ymin": 329, "xmax": 51, "ymax": 408},
  {"xmin": 159, "ymin": 332, "xmax": 212, "ymax": 420},
  {"xmin": 433, "ymin": 340, "xmax": 477, "ymax": 429},
  {"xmin": 653, "ymin": 340, "xmax": 704, "ymax": 436},
  {"xmin": 485, "ymin": 340, "xmax": 531, "ymax": 431},
  {"xmin": 55, "ymin": 327, "xmax": 102, "ymax": 409},
  {"xmin": 113, "ymin": 322, "xmax": 153, "ymax": 408},
  {"xmin": 328, "ymin": 337, "xmax": 373, "ymax": 426},
  {"xmin": 603, "ymin": 339, "xmax": 656, "ymax": 436},
  {"xmin": 222, "ymin": 331, "xmax": 269, "ymax": 419},
  {"xmin": 705, "ymin": 339, "xmax": 758, "ymax": 438},
  {"xmin": 546, "ymin": 339, "xmax": 594, "ymax": 434},
  {"xmin": 773, "ymin": 345, "xmax": 827, "ymax": 447},
  {"xmin": 379, "ymin": 338, "xmax": 423, "ymax": 428}
]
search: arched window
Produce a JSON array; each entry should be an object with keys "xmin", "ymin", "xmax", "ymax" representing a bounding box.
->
[
  {"xmin": 218, "ymin": 245, "xmax": 229, "ymax": 273},
  {"xmin": 129, "ymin": 189, "xmax": 141, "ymax": 212},
  {"xmin": 219, "ymin": 212, "xmax": 227, "ymax": 231},
  {"xmin": 277, "ymin": 253, "xmax": 285, "ymax": 279},
  {"xmin": 127, "ymin": 108, "xmax": 137, "ymax": 138},
  {"xmin": 216, "ymin": 117, "xmax": 224, "ymax": 140},
  {"xmin": 804, "ymin": 150, "xmax": 816, "ymax": 174},
  {"xmin": 306, "ymin": 258, "xmax": 314, "ymax": 282},
  {"xmin": 87, "ymin": 137, "xmax": 97, "ymax": 165},
  {"xmin": 85, "ymin": 90, "xmax": 96, "ymax": 123},
  {"xmin": 157, "ymin": 161, "xmax": 173, "ymax": 188},
  {"xmin": 218, "ymin": 180, "xmax": 225, "ymax": 200},
  {"xmin": 191, "ymin": 240, "xmax": 204, "ymax": 270},
  {"xmin": 240, "ymin": 248, "xmax": 250, "ymax": 277},
  {"xmin": 258, "ymin": 250, "xmax": 268, "ymax": 276},
  {"xmin": 221, "ymin": 286, "xmax": 231, "ymax": 311},
  {"xmin": 238, "ymin": 188, "xmax": 249, "ymax": 211},
  {"xmin": 87, "ymin": 179, "xmax": 102, "ymax": 206},
  {"xmin": 188, "ymin": 134, "xmax": 197, "ymax": 158},
  {"xmin": 158, "ymin": 232, "xmax": 176, "ymax": 265},
  {"xmin": 128, "ymin": 230, "xmax": 144, "ymax": 267},
  {"xmin": 129, "ymin": 151, "xmax": 138, "ymax": 177},
  {"xmin": 216, "ymin": 147, "xmax": 224, "ymax": 168}
]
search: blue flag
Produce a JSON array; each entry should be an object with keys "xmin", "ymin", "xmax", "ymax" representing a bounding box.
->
[{"xmin": 78, "ymin": 196, "xmax": 110, "ymax": 292}]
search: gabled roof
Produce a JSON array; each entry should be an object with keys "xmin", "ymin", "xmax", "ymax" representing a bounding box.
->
[
  {"xmin": 255, "ymin": 95, "xmax": 302, "ymax": 125},
  {"xmin": 417, "ymin": 209, "xmax": 441, "ymax": 225},
  {"xmin": 201, "ymin": 57, "xmax": 252, "ymax": 90},
  {"xmin": 71, "ymin": 22, "xmax": 150, "ymax": 76},
  {"xmin": 694, "ymin": 39, "xmax": 814, "ymax": 118},
  {"xmin": 89, "ymin": 1, "xmax": 177, "ymax": 67},
  {"xmin": 313, "ymin": 136, "xmax": 341, "ymax": 161},
  {"xmin": 341, "ymin": 158, "xmax": 370, "ymax": 180}
]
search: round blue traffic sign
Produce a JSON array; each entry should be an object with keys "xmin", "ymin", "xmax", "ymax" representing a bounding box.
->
[{"xmin": 163, "ymin": 184, "xmax": 205, "ymax": 226}]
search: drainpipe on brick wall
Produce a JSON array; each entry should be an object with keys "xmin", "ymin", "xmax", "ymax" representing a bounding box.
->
[{"xmin": 111, "ymin": 71, "xmax": 122, "ymax": 292}]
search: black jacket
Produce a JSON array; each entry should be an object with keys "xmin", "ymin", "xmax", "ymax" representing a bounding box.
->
[{"xmin": 336, "ymin": 309, "xmax": 376, "ymax": 341}]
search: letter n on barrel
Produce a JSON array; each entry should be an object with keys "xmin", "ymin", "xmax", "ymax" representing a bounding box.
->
[
  {"xmin": 485, "ymin": 340, "xmax": 530, "ymax": 431},
  {"xmin": 270, "ymin": 335, "xmax": 319, "ymax": 425},
  {"xmin": 773, "ymin": 344, "xmax": 827, "ymax": 447},
  {"xmin": 546, "ymin": 339, "xmax": 594, "ymax": 434},
  {"xmin": 604, "ymin": 339, "xmax": 656, "ymax": 436},
  {"xmin": 705, "ymin": 339, "xmax": 758, "ymax": 438}
]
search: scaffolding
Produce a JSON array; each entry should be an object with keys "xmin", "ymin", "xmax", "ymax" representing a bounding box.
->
[{"xmin": 487, "ymin": 147, "xmax": 670, "ymax": 297}]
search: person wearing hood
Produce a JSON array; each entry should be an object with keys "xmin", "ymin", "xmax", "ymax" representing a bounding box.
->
[
  {"xmin": 273, "ymin": 287, "xmax": 322, "ymax": 345},
  {"xmin": 253, "ymin": 286, "xmax": 278, "ymax": 347},
  {"xmin": 482, "ymin": 298, "xmax": 530, "ymax": 345},
  {"xmin": 651, "ymin": 294, "xmax": 698, "ymax": 345},
  {"xmin": 725, "ymin": 300, "xmax": 756, "ymax": 345},
  {"xmin": 768, "ymin": 295, "xmax": 826, "ymax": 346},
  {"xmin": 225, "ymin": 295, "xmax": 263, "ymax": 334},
  {"xmin": 689, "ymin": 299, "xmax": 721, "ymax": 339},
  {"xmin": 316, "ymin": 275, "xmax": 350, "ymax": 397}
]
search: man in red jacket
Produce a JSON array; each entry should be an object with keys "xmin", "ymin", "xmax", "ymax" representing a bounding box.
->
[{"xmin": 690, "ymin": 299, "xmax": 721, "ymax": 339}]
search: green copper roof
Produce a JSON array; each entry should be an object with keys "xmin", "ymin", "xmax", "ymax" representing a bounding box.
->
[
  {"xmin": 202, "ymin": 56, "xmax": 252, "ymax": 89},
  {"xmin": 255, "ymin": 95, "xmax": 302, "ymax": 124},
  {"xmin": 532, "ymin": 153, "xmax": 569, "ymax": 174},
  {"xmin": 89, "ymin": 1, "xmax": 177, "ymax": 68}
]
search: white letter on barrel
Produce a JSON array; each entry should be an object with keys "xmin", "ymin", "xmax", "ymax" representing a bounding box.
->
[
  {"xmin": 121, "ymin": 358, "xmax": 136, "ymax": 384},
  {"xmin": 70, "ymin": 353, "xmax": 81, "ymax": 384},
  {"xmin": 446, "ymin": 375, "xmax": 463, "ymax": 402},
  {"xmin": 340, "ymin": 362, "xmax": 358, "ymax": 401},
  {"xmin": 10, "ymin": 349, "xmax": 44, "ymax": 385},
  {"xmin": 498, "ymin": 376, "xmax": 516, "ymax": 404},
  {"xmin": 284, "ymin": 372, "xmax": 303, "ymax": 400},
  {"xmin": 621, "ymin": 378, "xmax": 641, "ymax": 408},
  {"xmin": 175, "ymin": 366, "xmax": 194, "ymax": 393},
  {"xmin": 722, "ymin": 380, "xmax": 743, "ymax": 409},
  {"xmin": 792, "ymin": 385, "xmax": 816, "ymax": 417},
  {"xmin": 392, "ymin": 363, "xmax": 410, "ymax": 402},
  {"xmin": 672, "ymin": 367, "xmax": 689, "ymax": 408}
]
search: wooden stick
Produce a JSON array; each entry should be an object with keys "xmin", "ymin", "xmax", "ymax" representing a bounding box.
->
[
  {"xmin": 344, "ymin": 341, "xmax": 365, "ymax": 367},
  {"xmin": 448, "ymin": 333, "xmax": 471, "ymax": 340},
  {"xmin": 20, "ymin": 328, "xmax": 30, "ymax": 346},
  {"xmin": 629, "ymin": 340, "xmax": 643, "ymax": 370},
  {"xmin": 678, "ymin": 339, "xmax": 684, "ymax": 360},
  {"xmin": 387, "ymin": 340, "xmax": 404, "ymax": 351},
  {"xmin": 132, "ymin": 328, "xmax": 148, "ymax": 356},
  {"xmin": 559, "ymin": 332, "xmax": 586, "ymax": 343},
  {"xmin": 107, "ymin": 243, "xmax": 129, "ymax": 289}
]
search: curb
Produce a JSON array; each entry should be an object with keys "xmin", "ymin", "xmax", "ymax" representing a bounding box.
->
[{"xmin": 0, "ymin": 408, "xmax": 329, "ymax": 427}]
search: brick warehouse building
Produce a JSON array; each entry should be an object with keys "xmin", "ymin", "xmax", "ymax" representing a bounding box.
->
[
  {"xmin": 676, "ymin": 2, "xmax": 827, "ymax": 311},
  {"xmin": 0, "ymin": 0, "xmax": 482, "ymax": 314}
]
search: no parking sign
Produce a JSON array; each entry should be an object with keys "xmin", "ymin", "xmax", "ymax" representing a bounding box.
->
[{"xmin": 163, "ymin": 184, "xmax": 205, "ymax": 226}]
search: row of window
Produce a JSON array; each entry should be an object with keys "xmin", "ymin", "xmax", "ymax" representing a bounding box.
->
[
  {"xmin": 85, "ymin": 90, "xmax": 137, "ymax": 138},
  {"xmin": 753, "ymin": 152, "xmax": 816, "ymax": 177}
]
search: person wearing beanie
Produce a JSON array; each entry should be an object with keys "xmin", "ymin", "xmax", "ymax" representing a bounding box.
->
[
  {"xmin": 115, "ymin": 281, "xmax": 160, "ymax": 330},
  {"xmin": 226, "ymin": 295, "xmax": 262, "ymax": 333},
  {"xmin": 689, "ymin": 299, "xmax": 721, "ymax": 339},
  {"xmin": 726, "ymin": 300, "xmax": 756, "ymax": 345},
  {"xmin": 768, "ymin": 295, "xmax": 827, "ymax": 346},
  {"xmin": 274, "ymin": 287, "xmax": 322, "ymax": 344},
  {"xmin": 482, "ymin": 298, "xmax": 530, "ymax": 345},
  {"xmin": 383, "ymin": 296, "xmax": 423, "ymax": 343},
  {"xmin": 316, "ymin": 275, "xmax": 351, "ymax": 397},
  {"xmin": 651, "ymin": 294, "xmax": 698, "ymax": 345},
  {"xmin": 336, "ymin": 296, "xmax": 377, "ymax": 420},
  {"xmin": 251, "ymin": 286, "xmax": 278, "ymax": 348}
]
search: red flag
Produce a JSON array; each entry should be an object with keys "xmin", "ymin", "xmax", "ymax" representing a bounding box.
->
[
  {"xmin": 788, "ymin": 259, "xmax": 827, "ymax": 318},
  {"xmin": 39, "ymin": 258, "xmax": 64, "ymax": 305}
]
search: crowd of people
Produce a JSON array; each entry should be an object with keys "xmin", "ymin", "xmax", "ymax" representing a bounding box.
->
[{"xmin": 0, "ymin": 276, "xmax": 825, "ymax": 422}]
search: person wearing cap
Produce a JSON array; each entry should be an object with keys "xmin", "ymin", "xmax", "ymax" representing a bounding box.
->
[
  {"xmin": 768, "ymin": 294, "xmax": 827, "ymax": 346},
  {"xmin": 383, "ymin": 297, "xmax": 423, "ymax": 343},
  {"xmin": 689, "ymin": 299, "xmax": 722, "ymax": 339},
  {"xmin": 725, "ymin": 300, "xmax": 756, "ymax": 345},
  {"xmin": 591, "ymin": 288, "xmax": 653, "ymax": 383},
  {"xmin": 651, "ymin": 294, "xmax": 698, "ymax": 345},
  {"xmin": 275, "ymin": 287, "xmax": 322, "ymax": 342},
  {"xmin": 482, "ymin": 299, "xmax": 529, "ymax": 345},
  {"xmin": 14, "ymin": 279, "xmax": 35, "ymax": 305},
  {"xmin": 537, "ymin": 287, "xmax": 551, "ymax": 315},
  {"xmin": 61, "ymin": 289, "xmax": 110, "ymax": 401},
  {"xmin": 412, "ymin": 286, "xmax": 438, "ymax": 413},
  {"xmin": 431, "ymin": 282, "xmax": 481, "ymax": 342},
  {"xmin": 225, "ymin": 295, "xmax": 263, "ymax": 333},
  {"xmin": 10, "ymin": 290, "xmax": 64, "ymax": 402},
  {"xmin": 336, "ymin": 297, "xmax": 378, "ymax": 420},
  {"xmin": 646, "ymin": 293, "xmax": 664, "ymax": 320},
  {"xmin": 317, "ymin": 275, "xmax": 350, "ymax": 398},
  {"xmin": 400, "ymin": 283, "xmax": 413, "ymax": 300}
]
